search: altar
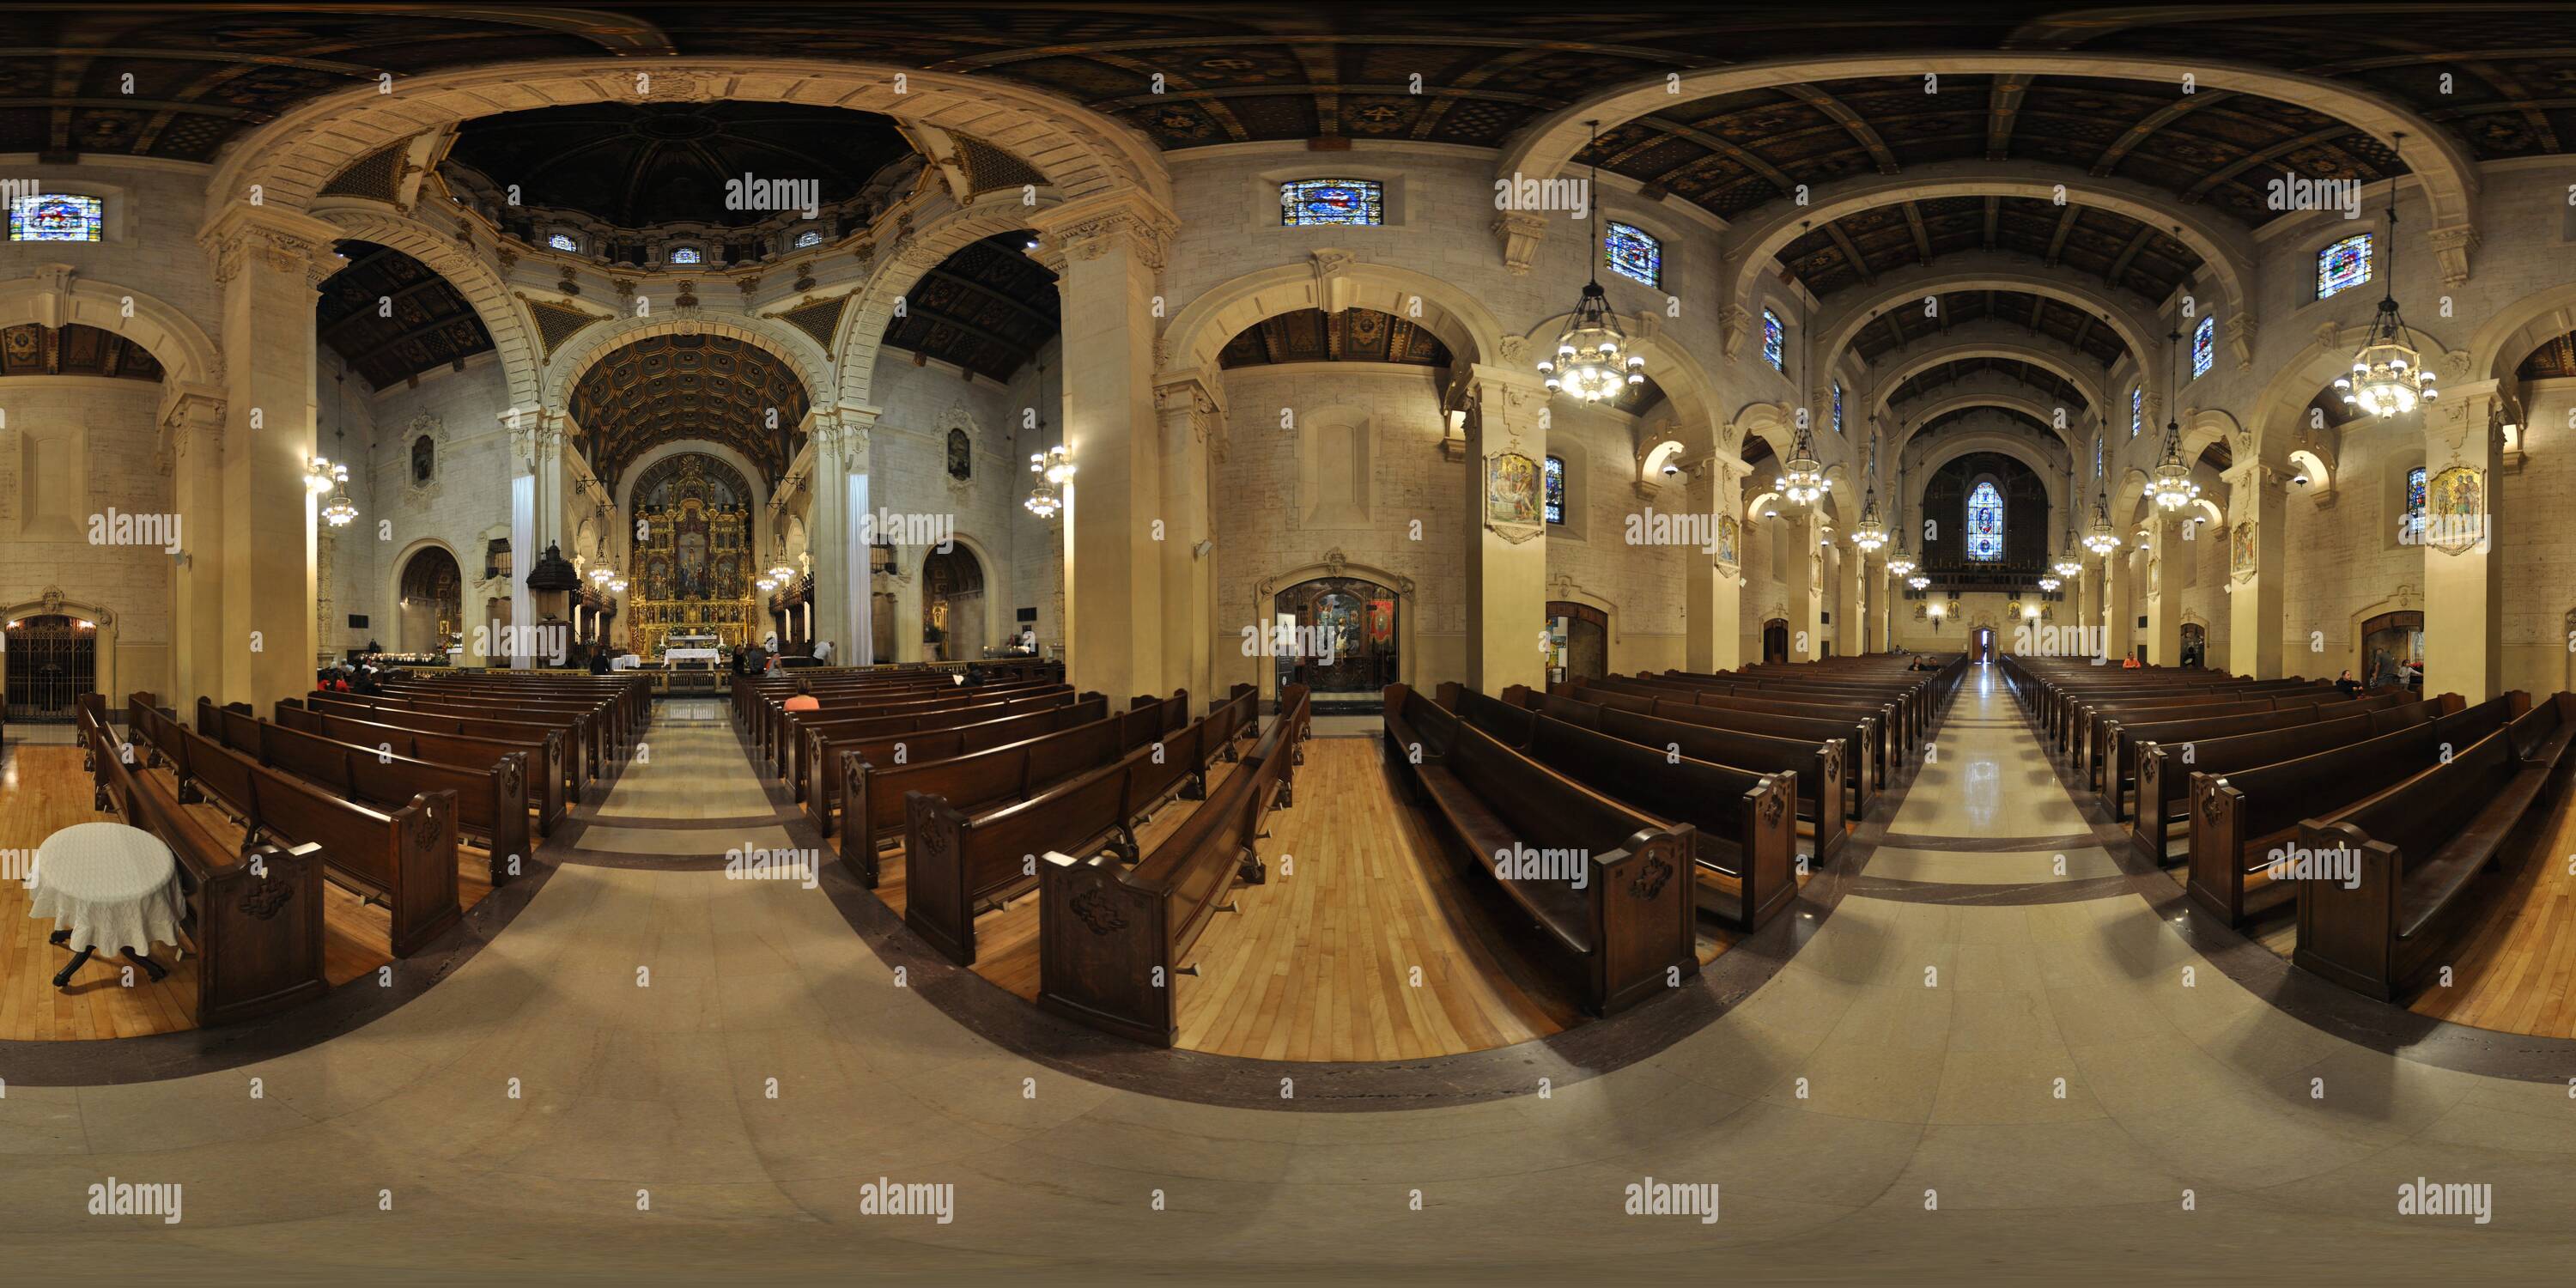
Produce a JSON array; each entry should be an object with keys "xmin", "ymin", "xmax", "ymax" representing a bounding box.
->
[
  {"xmin": 625, "ymin": 453, "xmax": 762, "ymax": 653},
  {"xmin": 663, "ymin": 648, "xmax": 722, "ymax": 667}
]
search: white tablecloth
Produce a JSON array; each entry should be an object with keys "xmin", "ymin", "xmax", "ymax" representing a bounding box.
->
[
  {"xmin": 27, "ymin": 822, "xmax": 185, "ymax": 955},
  {"xmin": 664, "ymin": 647, "xmax": 721, "ymax": 665}
]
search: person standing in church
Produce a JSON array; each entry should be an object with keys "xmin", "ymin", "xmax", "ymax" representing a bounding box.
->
[{"xmin": 811, "ymin": 639, "xmax": 832, "ymax": 664}]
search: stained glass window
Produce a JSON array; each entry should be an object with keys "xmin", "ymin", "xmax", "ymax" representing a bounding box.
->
[
  {"xmin": 1544, "ymin": 455, "xmax": 1565, "ymax": 526},
  {"xmin": 668, "ymin": 246, "xmax": 702, "ymax": 264},
  {"xmin": 1965, "ymin": 480, "xmax": 2004, "ymax": 562},
  {"xmin": 2317, "ymin": 234, "xmax": 2372, "ymax": 299},
  {"xmin": 9, "ymin": 193, "xmax": 101, "ymax": 241},
  {"xmin": 1832, "ymin": 380, "xmax": 1844, "ymax": 435},
  {"xmin": 1280, "ymin": 179, "xmax": 1383, "ymax": 227},
  {"xmin": 2406, "ymin": 465, "xmax": 2427, "ymax": 539},
  {"xmin": 1762, "ymin": 307, "xmax": 1784, "ymax": 372},
  {"xmin": 547, "ymin": 233, "xmax": 579, "ymax": 252},
  {"xmin": 2192, "ymin": 315, "xmax": 2215, "ymax": 378},
  {"xmin": 2131, "ymin": 386, "xmax": 2143, "ymax": 437},
  {"xmin": 793, "ymin": 229, "xmax": 823, "ymax": 248},
  {"xmin": 1605, "ymin": 221, "xmax": 1660, "ymax": 288}
]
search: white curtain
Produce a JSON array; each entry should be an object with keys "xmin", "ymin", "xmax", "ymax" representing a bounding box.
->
[
  {"xmin": 511, "ymin": 473, "xmax": 535, "ymax": 669},
  {"xmin": 847, "ymin": 472, "xmax": 874, "ymax": 665}
]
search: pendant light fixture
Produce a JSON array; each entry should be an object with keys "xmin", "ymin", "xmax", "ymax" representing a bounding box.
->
[
  {"xmin": 1775, "ymin": 283, "xmax": 1829, "ymax": 507},
  {"xmin": 2147, "ymin": 325, "xmax": 2201, "ymax": 511},
  {"xmin": 2335, "ymin": 131, "xmax": 2438, "ymax": 418},
  {"xmin": 1849, "ymin": 428, "xmax": 1888, "ymax": 554},
  {"xmin": 2052, "ymin": 454, "xmax": 2084, "ymax": 580},
  {"xmin": 1536, "ymin": 121, "xmax": 1645, "ymax": 402},
  {"xmin": 1884, "ymin": 448, "xmax": 1917, "ymax": 580},
  {"xmin": 1023, "ymin": 362, "xmax": 1072, "ymax": 519},
  {"xmin": 2082, "ymin": 446, "xmax": 2123, "ymax": 558},
  {"xmin": 319, "ymin": 424, "xmax": 359, "ymax": 527}
]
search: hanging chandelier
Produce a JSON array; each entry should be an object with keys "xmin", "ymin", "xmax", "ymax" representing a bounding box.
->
[
  {"xmin": 1024, "ymin": 445, "xmax": 1073, "ymax": 519},
  {"xmin": 2052, "ymin": 459, "xmax": 2084, "ymax": 578},
  {"xmin": 1536, "ymin": 121, "xmax": 1645, "ymax": 402},
  {"xmin": 1907, "ymin": 574, "xmax": 1929, "ymax": 591},
  {"xmin": 1882, "ymin": 453, "xmax": 1915, "ymax": 577},
  {"xmin": 1849, "ymin": 434, "xmax": 1887, "ymax": 553},
  {"xmin": 1776, "ymin": 421, "xmax": 1830, "ymax": 507},
  {"xmin": 768, "ymin": 561, "xmax": 795, "ymax": 584},
  {"xmin": 2038, "ymin": 575, "xmax": 2061, "ymax": 593},
  {"xmin": 317, "ymin": 424, "xmax": 358, "ymax": 527},
  {"xmin": 2335, "ymin": 132, "xmax": 2439, "ymax": 419},
  {"xmin": 609, "ymin": 577, "xmax": 628, "ymax": 595},
  {"xmin": 2147, "ymin": 327, "xmax": 2200, "ymax": 511}
]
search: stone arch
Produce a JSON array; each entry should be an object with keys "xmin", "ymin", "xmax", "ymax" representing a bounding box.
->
[
  {"xmin": 206, "ymin": 58, "xmax": 1170, "ymax": 223},
  {"xmin": 2239, "ymin": 318, "xmax": 2458, "ymax": 467},
  {"xmin": 1910, "ymin": 433, "xmax": 2073, "ymax": 540},
  {"xmin": 1896, "ymin": 390, "xmax": 2078, "ymax": 448},
  {"xmin": 544, "ymin": 312, "xmax": 835, "ymax": 422},
  {"xmin": 1727, "ymin": 162, "xmax": 2257, "ymax": 321},
  {"xmin": 1250, "ymin": 555, "xmax": 1418, "ymax": 707},
  {"xmin": 1513, "ymin": 313, "xmax": 1727, "ymax": 454},
  {"xmin": 0, "ymin": 267, "xmax": 222, "ymax": 422},
  {"xmin": 611, "ymin": 440, "xmax": 778, "ymax": 598},
  {"xmin": 839, "ymin": 191, "xmax": 1062, "ymax": 410},
  {"xmin": 313, "ymin": 204, "xmax": 544, "ymax": 411},
  {"xmin": 384, "ymin": 538, "xmax": 466, "ymax": 654},
  {"xmin": 1820, "ymin": 258, "xmax": 2156, "ymax": 386},
  {"xmin": 0, "ymin": 589, "xmax": 125, "ymax": 713},
  {"xmin": 2466, "ymin": 281, "xmax": 2576, "ymax": 386},
  {"xmin": 924, "ymin": 528, "xmax": 1010, "ymax": 662},
  {"xmin": 1161, "ymin": 255, "xmax": 1510, "ymax": 389},
  {"xmin": 1868, "ymin": 331, "xmax": 2110, "ymax": 423},
  {"xmin": 1502, "ymin": 53, "xmax": 2478, "ymax": 238}
]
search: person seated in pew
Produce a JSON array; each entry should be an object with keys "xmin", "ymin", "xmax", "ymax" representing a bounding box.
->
[
  {"xmin": 2336, "ymin": 669, "xmax": 2362, "ymax": 696},
  {"xmin": 590, "ymin": 647, "xmax": 613, "ymax": 676},
  {"xmin": 2121, "ymin": 655, "xmax": 2142, "ymax": 670}
]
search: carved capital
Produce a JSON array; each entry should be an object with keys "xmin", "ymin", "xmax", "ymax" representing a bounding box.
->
[
  {"xmin": 2225, "ymin": 313, "xmax": 2259, "ymax": 374},
  {"xmin": 2428, "ymin": 225, "xmax": 2479, "ymax": 287},
  {"xmin": 1720, "ymin": 304, "xmax": 1753, "ymax": 363},
  {"xmin": 1491, "ymin": 210, "xmax": 1547, "ymax": 276}
]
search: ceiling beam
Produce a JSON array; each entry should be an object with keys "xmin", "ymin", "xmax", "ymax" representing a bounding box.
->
[
  {"xmin": 1823, "ymin": 220, "xmax": 1876, "ymax": 287},
  {"xmin": 319, "ymin": 276, "xmax": 471, "ymax": 343},
  {"xmin": 2044, "ymin": 204, "xmax": 2079, "ymax": 266},
  {"xmin": 1902, "ymin": 201, "xmax": 1934, "ymax": 264},
  {"xmin": 1781, "ymin": 83, "xmax": 1902, "ymax": 174},
  {"xmin": 1985, "ymin": 75, "xmax": 2032, "ymax": 160},
  {"xmin": 922, "ymin": 266, "xmax": 1057, "ymax": 331},
  {"xmin": 2091, "ymin": 91, "xmax": 2233, "ymax": 175},
  {"xmin": 1981, "ymin": 197, "xmax": 2000, "ymax": 251},
  {"xmin": 2104, "ymin": 228, "xmax": 2156, "ymax": 295}
]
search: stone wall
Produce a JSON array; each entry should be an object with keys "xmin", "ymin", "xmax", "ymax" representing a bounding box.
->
[{"xmin": 0, "ymin": 376, "xmax": 174, "ymax": 701}]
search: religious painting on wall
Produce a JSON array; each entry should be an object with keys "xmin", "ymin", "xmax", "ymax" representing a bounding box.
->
[
  {"xmin": 947, "ymin": 427, "xmax": 972, "ymax": 480},
  {"xmin": 2426, "ymin": 465, "xmax": 2484, "ymax": 554},
  {"xmin": 1716, "ymin": 514, "xmax": 1741, "ymax": 568},
  {"xmin": 2230, "ymin": 520, "xmax": 2257, "ymax": 580},
  {"xmin": 1484, "ymin": 450, "xmax": 1544, "ymax": 544},
  {"xmin": 412, "ymin": 435, "xmax": 435, "ymax": 484}
]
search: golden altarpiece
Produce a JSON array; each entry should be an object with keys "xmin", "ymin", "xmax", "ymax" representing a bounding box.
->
[{"xmin": 628, "ymin": 453, "xmax": 759, "ymax": 653}]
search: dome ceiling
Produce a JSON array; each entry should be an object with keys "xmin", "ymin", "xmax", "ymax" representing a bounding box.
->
[
  {"xmin": 316, "ymin": 241, "xmax": 495, "ymax": 391},
  {"xmin": 568, "ymin": 333, "xmax": 813, "ymax": 489},
  {"xmin": 7, "ymin": 6, "xmax": 2564, "ymax": 191},
  {"xmin": 442, "ymin": 102, "xmax": 913, "ymax": 228}
]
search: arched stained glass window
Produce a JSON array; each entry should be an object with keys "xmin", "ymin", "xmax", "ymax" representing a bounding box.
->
[
  {"xmin": 1280, "ymin": 179, "xmax": 1382, "ymax": 227},
  {"xmin": 8, "ymin": 193, "xmax": 101, "ymax": 241},
  {"xmin": 2131, "ymin": 386, "xmax": 2142, "ymax": 437},
  {"xmin": 547, "ymin": 233, "xmax": 579, "ymax": 252},
  {"xmin": 1832, "ymin": 380, "xmax": 1844, "ymax": 434},
  {"xmin": 1965, "ymin": 480, "xmax": 2004, "ymax": 562},
  {"xmin": 2318, "ymin": 234, "xmax": 2372, "ymax": 299},
  {"xmin": 793, "ymin": 229, "xmax": 823, "ymax": 248},
  {"xmin": 1605, "ymin": 221, "xmax": 1660, "ymax": 288},
  {"xmin": 1761, "ymin": 308, "xmax": 1784, "ymax": 372},
  {"xmin": 2406, "ymin": 465, "xmax": 2427, "ymax": 540},
  {"xmin": 2192, "ymin": 315, "xmax": 2215, "ymax": 379},
  {"xmin": 1544, "ymin": 455, "xmax": 1565, "ymax": 526},
  {"xmin": 668, "ymin": 246, "xmax": 702, "ymax": 264}
]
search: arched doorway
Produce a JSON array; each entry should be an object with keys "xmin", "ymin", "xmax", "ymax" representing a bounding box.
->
[
  {"xmin": 1273, "ymin": 577, "xmax": 1399, "ymax": 714},
  {"xmin": 1971, "ymin": 627, "xmax": 1995, "ymax": 664},
  {"xmin": 3, "ymin": 614, "xmax": 96, "ymax": 722},
  {"xmin": 1761, "ymin": 618, "xmax": 1790, "ymax": 665},
  {"xmin": 397, "ymin": 545, "xmax": 464, "ymax": 655},
  {"xmin": 2179, "ymin": 622, "xmax": 2208, "ymax": 670},
  {"xmin": 923, "ymin": 546, "xmax": 986, "ymax": 662},
  {"xmin": 1546, "ymin": 601, "xmax": 1608, "ymax": 685},
  {"xmin": 2360, "ymin": 611, "xmax": 2423, "ymax": 690}
]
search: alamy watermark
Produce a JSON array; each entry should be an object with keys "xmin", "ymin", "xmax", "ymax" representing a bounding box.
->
[
  {"xmin": 1494, "ymin": 843, "xmax": 1589, "ymax": 889},
  {"xmin": 2397, "ymin": 1177, "xmax": 2491, "ymax": 1224},
  {"xmin": 88, "ymin": 1178, "xmax": 182, "ymax": 1224},
  {"xmin": 2263, "ymin": 841, "xmax": 2360, "ymax": 890},
  {"xmin": 1494, "ymin": 171, "xmax": 1589, "ymax": 217},
  {"xmin": 725, "ymin": 173, "xmax": 819, "ymax": 221},
  {"xmin": 88, "ymin": 507, "xmax": 181, "ymax": 553},
  {"xmin": 1625, "ymin": 507, "xmax": 1725, "ymax": 554},
  {"xmin": 858, "ymin": 1177, "xmax": 953, "ymax": 1224},
  {"xmin": 854, "ymin": 508, "xmax": 955, "ymax": 553},
  {"xmin": 725, "ymin": 843, "xmax": 819, "ymax": 890},
  {"xmin": 2266, "ymin": 169, "xmax": 2362, "ymax": 220},
  {"xmin": 1625, "ymin": 1176, "xmax": 1718, "ymax": 1224}
]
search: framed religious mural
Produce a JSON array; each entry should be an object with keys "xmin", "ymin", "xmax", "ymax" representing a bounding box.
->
[
  {"xmin": 2230, "ymin": 520, "xmax": 2256, "ymax": 580},
  {"xmin": 946, "ymin": 427, "xmax": 972, "ymax": 480},
  {"xmin": 1484, "ymin": 450, "xmax": 1544, "ymax": 544},
  {"xmin": 1716, "ymin": 513, "xmax": 1741, "ymax": 568},
  {"xmin": 2426, "ymin": 465, "xmax": 2484, "ymax": 553}
]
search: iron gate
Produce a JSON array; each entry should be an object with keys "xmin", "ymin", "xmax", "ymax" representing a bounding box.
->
[{"xmin": 3, "ymin": 614, "xmax": 94, "ymax": 722}]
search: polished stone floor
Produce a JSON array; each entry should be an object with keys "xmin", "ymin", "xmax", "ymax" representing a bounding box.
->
[{"xmin": 6, "ymin": 674, "xmax": 2572, "ymax": 1282}]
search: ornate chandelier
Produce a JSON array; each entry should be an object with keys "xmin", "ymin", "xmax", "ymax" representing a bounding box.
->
[
  {"xmin": 2148, "ymin": 326, "xmax": 2200, "ymax": 511},
  {"xmin": 1882, "ymin": 456, "xmax": 1916, "ymax": 577},
  {"xmin": 2335, "ymin": 132, "xmax": 2438, "ymax": 419},
  {"xmin": 2082, "ymin": 467, "xmax": 2122, "ymax": 557},
  {"xmin": 1776, "ymin": 420, "xmax": 1831, "ymax": 507},
  {"xmin": 2052, "ymin": 459, "xmax": 2084, "ymax": 578},
  {"xmin": 1907, "ymin": 574, "xmax": 1930, "ymax": 591},
  {"xmin": 1849, "ymin": 434, "xmax": 1887, "ymax": 553},
  {"xmin": 1536, "ymin": 121, "xmax": 1644, "ymax": 402},
  {"xmin": 1024, "ymin": 445, "xmax": 1073, "ymax": 519},
  {"xmin": 317, "ymin": 425, "xmax": 358, "ymax": 527},
  {"xmin": 767, "ymin": 561, "xmax": 795, "ymax": 584},
  {"xmin": 608, "ymin": 576, "xmax": 628, "ymax": 595},
  {"xmin": 2038, "ymin": 575, "xmax": 2062, "ymax": 593}
]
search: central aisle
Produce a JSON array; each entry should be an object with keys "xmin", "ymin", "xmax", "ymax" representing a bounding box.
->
[{"xmin": 1864, "ymin": 662, "xmax": 2127, "ymax": 884}]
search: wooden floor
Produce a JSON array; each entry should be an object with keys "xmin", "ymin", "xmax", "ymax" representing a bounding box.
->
[
  {"xmin": 867, "ymin": 735, "xmax": 1755, "ymax": 1062},
  {"xmin": 0, "ymin": 736, "xmax": 496, "ymax": 1042},
  {"xmin": 2406, "ymin": 784, "xmax": 2576, "ymax": 1035}
]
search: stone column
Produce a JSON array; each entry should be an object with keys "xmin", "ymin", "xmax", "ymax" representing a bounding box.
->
[
  {"xmin": 1684, "ymin": 457, "xmax": 1747, "ymax": 673},
  {"xmin": 2076, "ymin": 563, "xmax": 2100, "ymax": 659},
  {"xmin": 891, "ymin": 552, "xmax": 924, "ymax": 663},
  {"xmin": 1035, "ymin": 203, "xmax": 1174, "ymax": 702},
  {"xmin": 1155, "ymin": 374, "xmax": 1221, "ymax": 713},
  {"xmin": 809, "ymin": 407, "xmax": 883, "ymax": 664},
  {"xmin": 2424, "ymin": 382, "xmax": 2506, "ymax": 699},
  {"xmin": 2100, "ymin": 546, "xmax": 2133, "ymax": 662},
  {"xmin": 166, "ymin": 391, "xmax": 228, "ymax": 706},
  {"xmin": 1794, "ymin": 509, "xmax": 1827, "ymax": 661},
  {"xmin": 1836, "ymin": 538, "xmax": 1865, "ymax": 657},
  {"xmin": 2224, "ymin": 461, "xmax": 2287, "ymax": 678},
  {"xmin": 1462, "ymin": 364, "xmax": 1550, "ymax": 693},
  {"xmin": 2142, "ymin": 513, "xmax": 2184, "ymax": 666},
  {"xmin": 201, "ymin": 206, "xmax": 340, "ymax": 708}
]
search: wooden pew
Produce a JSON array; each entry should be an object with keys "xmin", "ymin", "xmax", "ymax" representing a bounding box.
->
[
  {"xmin": 2130, "ymin": 696, "xmax": 2453, "ymax": 863},
  {"xmin": 1564, "ymin": 679, "xmax": 1878, "ymax": 813},
  {"xmin": 374, "ymin": 680, "xmax": 624, "ymax": 770},
  {"xmin": 301, "ymin": 691, "xmax": 593, "ymax": 800},
  {"xmin": 787, "ymin": 683, "xmax": 1078, "ymax": 795},
  {"xmin": 2295, "ymin": 694, "xmax": 2576, "ymax": 999},
  {"xmin": 132, "ymin": 712, "xmax": 465, "ymax": 957},
  {"xmin": 2099, "ymin": 691, "xmax": 2404, "ymax": 817},
  {"xmin": 273, "ymin": 701, "xmax": 568, "ymax": 839},
  {"xmin": 1389, "ymin": 706, "xmax": 1698, "ymax": 1016},
  {"xmin": 203, "ymin": 698, "xmax": 529, "ymax": 886},
  {"xmin": 900, "ymin": 696, "xmax": 1242, "ymax": 964},
  {"xmin": 1506, "ymin": 683, "xmax": 1847, "ymax": 860},
  {"xmin": 2186, "ymin": 695, "xmax": 2521, "ymax": 926},
  {"xmin": 82, "ymin": 696, "xmax": 330, "ymax": 1026},
  {"xmin": 763, "ymin": 677, "xmax": 1064, "ymax": 773},
  {"xmin": 1449, "ymin": 689, "xmax": 1795, "ymax": 933},
  {"xmin": 1035, "ymin": 686, "xmax": 1306, "ymax": 1046},
  {"xmin": 802, "ymin": 696, "xmax": 1110, "ymax": 837}
]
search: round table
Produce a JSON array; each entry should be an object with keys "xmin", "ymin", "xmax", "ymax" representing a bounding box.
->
[{"xmin": 28, "ymin": 822, "xmax": 184, "ymax": 989}]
